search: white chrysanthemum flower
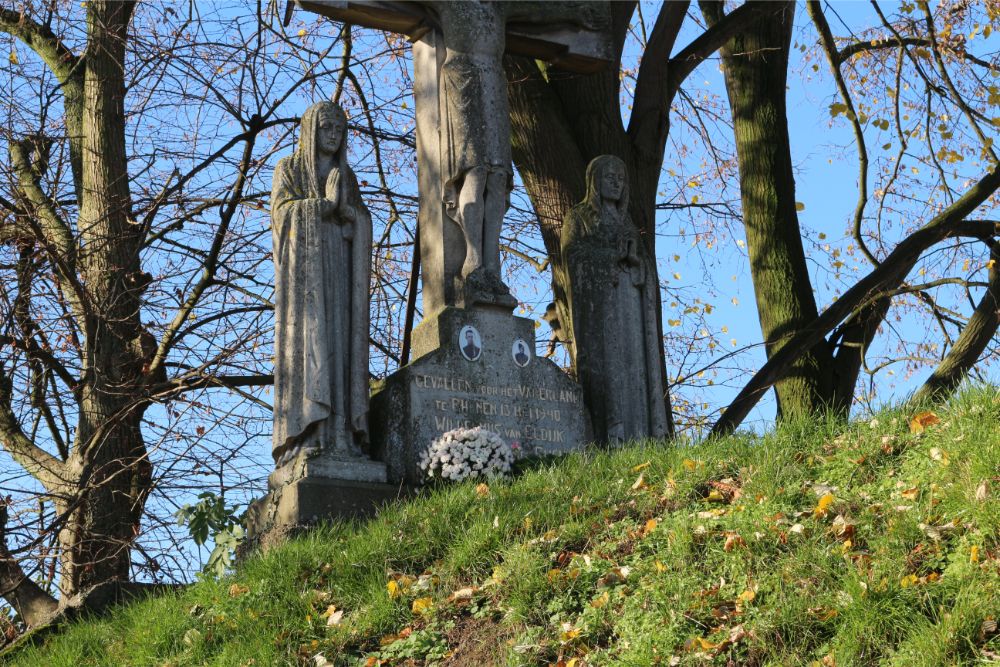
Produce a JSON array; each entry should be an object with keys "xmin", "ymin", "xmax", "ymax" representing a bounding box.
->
[{"xmin": 417, "ymin": 426, "xmax": 514, "ymax": 483}]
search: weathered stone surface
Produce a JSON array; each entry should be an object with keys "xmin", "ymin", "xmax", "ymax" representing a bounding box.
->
[
  {"xmin": 246, "ymin": 477, "xmax": 408, "ymax": 552},
  {"xmin": 302, "ymin": 2, "xmax": 612, "ymax": 317},
  {"xmin": 271, "ymin": 100, "xmax": 372, "ymax": 467},
  {"xmin": 371, "ymin": 306, "xmax": 590, "ymax": 484},
  {"xmin": 268, "ymin": 448, "xmax": 388, "ymax": 488},
  {"xmin": 560, "ymin": 155, "xmax": 670, "ymax": 442}
]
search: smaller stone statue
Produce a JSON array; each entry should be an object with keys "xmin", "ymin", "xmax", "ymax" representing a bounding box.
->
[
  {"xmin": 270, "ymin": 100, "xmax": 372, "ymax": 466},
  {"xmin": 560, "ymin": 155, "xmax": 669, "ymax": 442}
]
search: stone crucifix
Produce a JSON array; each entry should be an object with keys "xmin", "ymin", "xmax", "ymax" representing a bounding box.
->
[{"xmin": 299, "ymin": 0, "xmax": 612, "ymax": 316}]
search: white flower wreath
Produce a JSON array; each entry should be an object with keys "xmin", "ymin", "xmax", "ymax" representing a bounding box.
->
[{"xmin": 418, "ymin": 426, "xmax": 514, "ymax": 482}]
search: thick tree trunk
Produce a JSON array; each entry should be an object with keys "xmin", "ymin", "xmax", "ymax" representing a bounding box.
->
[
  {"xmin": 58, "ymin": 0, "xmax": 151, "ymax": 596},
  {"xmin": 703, "ymin": 0, "xmax": 839, "ymax": 419}
]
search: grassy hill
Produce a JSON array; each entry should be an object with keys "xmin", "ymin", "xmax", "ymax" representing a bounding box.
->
[{"xmin": 4, "ymin": 389, "xmax": 999, "ymax": 666}]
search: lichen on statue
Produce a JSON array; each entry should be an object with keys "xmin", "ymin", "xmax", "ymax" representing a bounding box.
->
[
  {"xmin": 270, "ymin": 100, "xmax": 372, "ymax": 466},
  {"xmin": 560, "ymin": 155, "xmax": 669, "ymax": 442}
]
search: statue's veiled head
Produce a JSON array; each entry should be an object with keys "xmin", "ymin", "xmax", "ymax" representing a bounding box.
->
[
  {"xmin": 298, "ymin": 100, "xmax": 349, "ymax": 195},
  {"xmin": 584, "ymin": 155, "xmax": 629, "ymax": 218}
]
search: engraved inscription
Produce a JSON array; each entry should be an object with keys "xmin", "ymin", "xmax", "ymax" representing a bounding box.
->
[{"xmin": 413, "ymin": 373, "xmax": 580, "ymax": 447}]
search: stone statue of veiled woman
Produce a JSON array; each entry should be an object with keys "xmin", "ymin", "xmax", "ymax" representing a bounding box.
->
[
  {"xmin": 560, "ymin": 155, "xmax": 669, "ymax": 443},
  {"xmin": 270, "ymin": 101, "xmax": 372, "ymax": 466}
]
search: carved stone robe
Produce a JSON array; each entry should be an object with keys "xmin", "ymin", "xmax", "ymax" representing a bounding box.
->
[
  {"xmin": 561, "ymin": 156, "xmax": 669, "ymax": 442},
  {"xmin": 270, "ymin": 128, "xmax": 371, "ymax": 463}
]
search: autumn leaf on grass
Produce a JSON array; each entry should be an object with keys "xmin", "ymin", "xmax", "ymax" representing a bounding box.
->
[
  {"xmin": 813, "ymin": 493, "xmax": 836, "ymax": 518},
  {"xmin": 559, "ymin": 622, "xmax": 582, "ymax": 643},
  {"xmin": 630, "ymin": 473, "xmax": 649, "ymax": 491},
  {"xmin": 929, "ymin": 447, "xmax": 950, "ymax": 466},
  {"xmin": 228, "ymin": 583, "xmax": 249, "ymax": 597},
  {"xmin": 909, "ymin": 410, "xmax": 940, "ymax": 434},
  {"xmin": 975, "ymin": 481, "xmax": 989, "ymax": 501},
  {"xmin": 597, "ymin": 566, "xmax": 630, "ymax": 587},
  {"xmin": 830, "ymin": 514, "xmax": 856, "ymax": 541},
  {"xmin": 387, "ymin": 574, "xmax": 415, "ymax": 599},
  {"xmin": 411, "ymin": 597, "xmax": 434, "ymax": 615},
  {"xmin": 632, "ymin": 460, "xmax": 651, "ymax": 473},
  {"xmin": 807, "ymin": 606, "xmax": 838, "ymax": 621},
  {"xmin": 448, "ymin": 586, "xmax": 479, "ymax": 603},
  {"xmin": 723, "ymin": 532, "xmax": 746, "ymax": 551},
  {"xmin": 682, "ymin": 458, "xmax": 702, "ymax": 471},
  {"xmin": 684, "ymin": 636, "xmax": 720, "ymax": 652},
  {"xmin": 641, "ymin": 519, "xmax": 658, "ymax": 537},
  {"xmin": 475, "ymin": 482, "xmax": 490, "ymax": 498},
  {"xmin": 322, "ymin": 605, "xmax": 344, "ymax": 627},
  {"xmin": 705, "ymin": 489, "xmax": 726, "ymax": 503},
  {"xmin": 590, "ymin": 591, "xmax": 610, "ymax": 609}
]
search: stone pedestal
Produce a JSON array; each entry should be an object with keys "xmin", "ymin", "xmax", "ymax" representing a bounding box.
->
[
  {"xmin": 371, "ymin": 306, "xmax": 590, "ymax": 484},
  {"xmin": 246, "ymin": 450, "xmax": 405, "ymax": 550}
]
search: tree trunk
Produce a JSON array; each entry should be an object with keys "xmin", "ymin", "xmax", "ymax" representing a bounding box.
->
[
  {"xmin": 58, "ymin": 0, "xmax": 151, "ymax": 596},
  {"xmin": 911, "ymin": 243, "xmax": 1000, "ymax": 404},
  {"xmin": 703, "ymin": 0, "xmax": 839, "ymax": 419}
]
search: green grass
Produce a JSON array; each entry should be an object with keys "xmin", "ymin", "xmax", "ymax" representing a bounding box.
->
[{"xmin": 4, "ymin": 388, "xmax": 1000, "ymax": 666}]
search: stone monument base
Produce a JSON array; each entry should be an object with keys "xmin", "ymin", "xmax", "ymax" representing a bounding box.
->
[
  {"xmin": 371, "ymin": 306, "xmax": 590, "ymax": 484},
  {"xmin": 246, "ymin": 449, "xmax": 407, "ymax": 551}
]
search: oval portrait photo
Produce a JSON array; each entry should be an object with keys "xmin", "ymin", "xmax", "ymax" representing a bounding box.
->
[
  {"xmin": 459, "ymin": 325, "xmax": 482, "ymax": 361},
  {"xmin": 511, "ymin": 338, "xmax": 531, "ymax": 367}
]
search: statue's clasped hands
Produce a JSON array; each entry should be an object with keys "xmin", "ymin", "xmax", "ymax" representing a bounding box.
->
[{"xmin": 323, "ymin": 168, "xmax": 356, "ymax": 238}]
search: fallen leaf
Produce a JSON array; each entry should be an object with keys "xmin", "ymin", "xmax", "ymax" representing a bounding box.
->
[
  {"xmin": 411, "ymin": 597, "xmax": 434, "ymax": 615},
  {"xmin": 682, "ymin": 458, "xmax": 701, "ymax": 471},
  {"xmin": 814, "ymin": 493, "xmax": 836, "ymax": 517},
  {"xmin": 631, "ymin": 473, "xmax": 648, "ymax": 491},
  {"xmin": 590, "ymin": 591, "xmax": 610, "ymax": 609},
  {"xmin": 326, "ymin": 609, "xmax": 344, "ymax": 626},
  {"xmin": 900, "ymin": 574, "xmax": 919, "ymax": 588},
  {"xmin": 901, "ymin": 487, "xmax": 920, "ymax": 500},
  {"xmin": 971, "ymin": 545, "xmax": 980, "ymax": 563},
  {"xmin": 723, "ymin": 533, "xmax": 746, "ymax": 551},
  {"xmin": 642, "ymin": 519, "xmax": 658, "ymax": 536},
  {"xmin": 597, "ymin": 566, "xmax": 631, "ymax": 587},
  {"xmin": 684, "ymin": 636, "xmax": 720, "ymax": 651},
  {"xmin": 831, "ymin": 514, "xmax": 856, "ymax": 541},
  {"xmin": 475, "ymin": 483, "xmax": 490, "ymax": 497},
  {"xmin": 559, "ymin": 622, "xmax": 581, "ymax": 642},
  {"xmin": 909, "ymin": 411, "xmax": 940, "ymax": 434},
  {"xmin": 808, "ymin": 606, "xmax": 838, "ymax": 621},
  {"xmin": 449, "ymin": 586, "xmax": 477, "ymax": 602},
  {"xmin": 313, "ymin": 654, "xmax": 332, "ymax": 667},
  {"xmin": 738, "ymin": 589, "xmax": 756, "ymax": 603},
  {"xmin": 654, "ymin": 560, "xmax": 668, "ymax": 573},
  {"xmin": 632, "ymin": 461, "xmax": 651, "ymax": 472},
  {"xmin": 228, "ymin": 583, "xmax": 249, "ymax": 597},
  {"xmin": 975, "ymin": 481, "xmax": 989, "ymax": 501},
  {"xmin": 929, "ymin": 447, "xmax": 950, "ymax": 466}
]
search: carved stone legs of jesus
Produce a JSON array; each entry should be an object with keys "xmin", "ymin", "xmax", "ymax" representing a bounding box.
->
[{"xmin": 456, "ymin": 165, "xmax": 507, "ymax": 280}]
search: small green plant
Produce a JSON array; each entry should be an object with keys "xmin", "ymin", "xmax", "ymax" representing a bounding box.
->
[
  {"xmin": 175, "ymin": 492, "xmax": 245, "ymax": 578},
  {"xmin": 372, "ymin": 626, "xmax": 451, "ymax": 664}
]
